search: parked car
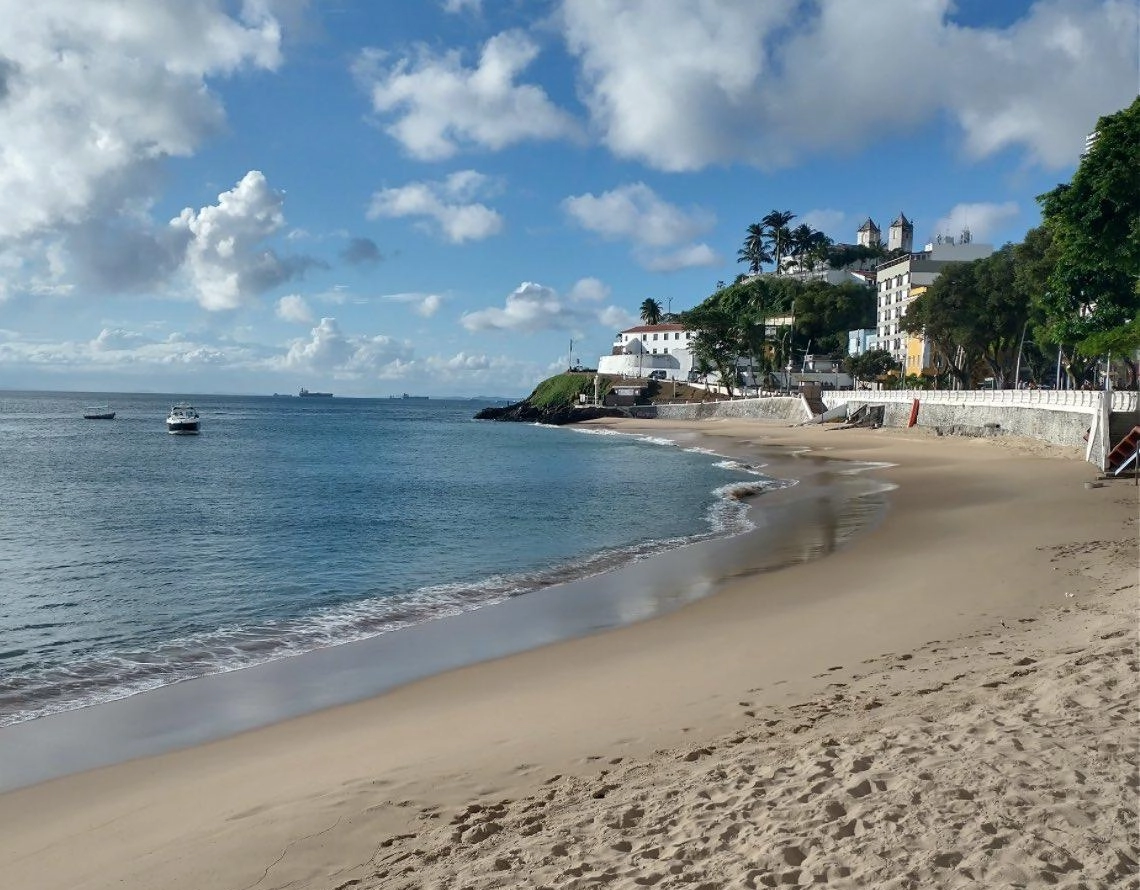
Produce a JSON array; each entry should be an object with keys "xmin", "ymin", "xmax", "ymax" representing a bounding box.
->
[{"xmin": 647, "ymin": 370, "xmax": 667, "ymax": 380}]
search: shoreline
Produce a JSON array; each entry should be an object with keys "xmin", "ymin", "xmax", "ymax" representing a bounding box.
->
[
  {"xmin": 0, "ymin": 423, "xmax": 884, "ymax": 791},
  {"xmin": 1, "ymin": 419, "xmax": 1135, "ymax": 889}
]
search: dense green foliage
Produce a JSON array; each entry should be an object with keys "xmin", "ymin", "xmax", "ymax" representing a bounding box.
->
[
  {"xmin": 826, "ymin": 243, "xmax": 884, "ymax": 270},
  {"xmin": 895, "ymin": 98, "xmax": 1138, "ymax": 388},
  {"xmin": 844, "ymin": 348, "xmax": 897, "ymax": 380},
  {"xmin": 527, "ymin": 373, "xmax": 608, "ymax": 409},
  {"xmin": 903, "ymin": 246, "xmax": 1034, "ymax": 387},
  {"xmin": 685, "ymin": 272, "xmax": 874, "ymax": 366},
  {"xmin": 1037, "ymin": 97, "xmax": 1139, "ymax": 375}
]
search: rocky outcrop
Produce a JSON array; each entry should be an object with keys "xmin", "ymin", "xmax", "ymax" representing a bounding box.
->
[{"xmin": 474, "ymin": 402, "xmax": 626, "ymax": 425}]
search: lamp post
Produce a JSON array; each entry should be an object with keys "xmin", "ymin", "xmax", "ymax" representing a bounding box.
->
[{"xmin": 1012, "ymin": 319, "xmax": 1029, "ymax": 389}]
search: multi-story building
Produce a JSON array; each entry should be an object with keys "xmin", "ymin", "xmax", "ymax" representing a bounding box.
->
[
  {"xmin": 904, "ymin": 285, "xmax": 930, "ymax": 375},
  {"xmin": 875, "ymin": 240, "xmax": 994, "ymax": 362}
]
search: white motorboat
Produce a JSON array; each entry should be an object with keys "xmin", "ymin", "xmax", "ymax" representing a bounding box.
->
[{"xmin": 166, "ymin": 405, "xmax": 200, "ymax": 434}]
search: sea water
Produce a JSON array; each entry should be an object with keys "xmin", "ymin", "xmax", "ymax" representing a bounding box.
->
[{"xmin": 0, "ymin": 391, "xmax": 785, "ymax": 726}]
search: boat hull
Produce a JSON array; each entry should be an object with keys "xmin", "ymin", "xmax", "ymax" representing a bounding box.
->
[
  {"xmin": 166, "ymin": 422, "xmax": 200, "ymax": 434},
  {"xmin": 83, "ymin": 412, "xmax": 116, "ymax": 420}
]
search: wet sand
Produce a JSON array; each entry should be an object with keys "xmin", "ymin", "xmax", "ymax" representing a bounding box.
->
[{"xmin": 0, "ymin": 419, "xmax": 1135, "ymax": 889}]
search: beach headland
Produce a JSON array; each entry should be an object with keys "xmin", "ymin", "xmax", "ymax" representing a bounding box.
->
[{"xmin": 0, "ymin": 418, "xmax": 1135, "ymax": 889}]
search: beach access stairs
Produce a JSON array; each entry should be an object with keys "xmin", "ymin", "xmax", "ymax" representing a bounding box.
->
[{"xmin": 1106, "ymin": 425, "xmax": 1140, "ymax": 476}]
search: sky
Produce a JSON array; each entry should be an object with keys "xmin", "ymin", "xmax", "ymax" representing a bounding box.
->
[{"xmin": 0, "ymin": 0, "xmax": 1136, "ymax": 398}]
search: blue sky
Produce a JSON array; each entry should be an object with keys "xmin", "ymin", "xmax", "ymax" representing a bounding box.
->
[{"xmin": 0, "ymin": 0, "xmax": 1135, "ymax": 397}]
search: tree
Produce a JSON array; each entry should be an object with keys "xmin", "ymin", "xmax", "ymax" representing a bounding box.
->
[
  {"xmin": 827, "ymin": 243, "xmax": 884, "ymax": 270},
  {"xmin": 1037, "ymin": 97, "xmax": 1140, "ymax": 373},
  {"xmin": 788, "ymin": 224, "xmax": 831, "ymax": 273},
  {"xmin": 761, "ymin": 210, "xmax": 796, "ymax": 273},
  {"xmin": 682, "ymin": 304, "xmax": 747, "ymax": 397},
  {"xmin": 639, "ymin": 298, "xmax": 663, "ymax": 326},
  {"xmin": 736, "ymin": 222, "xmax": 772, "ymax": 275},
  {"xmin": 791, "ymin": 281, "xmax": 876, "ymax": 356},
  {"xmin": 845, "ymin": 349, "xmax": 897, "ymax": 384},
  {"xmin": 902, "ymin": 248, "xmax": 1034, "ymax": 388}
]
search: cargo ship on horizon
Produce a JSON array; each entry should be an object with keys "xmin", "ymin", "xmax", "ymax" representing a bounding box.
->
[{"xmin": 299, "ymin": 387, "xmax": 333, "ymax": 397}]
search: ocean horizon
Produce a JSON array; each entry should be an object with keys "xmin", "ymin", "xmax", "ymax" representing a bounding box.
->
[{"xmin": 0, "ymin": 390, "xmax": 791, "ymax": 729}]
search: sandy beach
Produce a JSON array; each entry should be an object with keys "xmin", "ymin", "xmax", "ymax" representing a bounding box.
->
[{"xmin": 1, "ymin": 419, "xmax": 1136, "ymax": 889}]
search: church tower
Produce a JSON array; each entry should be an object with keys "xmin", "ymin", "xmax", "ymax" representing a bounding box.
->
[
  {"xmin": 888, "ymin": 212, "xmax": 913, "ymax": 252},
  {"xmin": 856, "ymin": 218, "xmax": 880, "ymax": 248}
]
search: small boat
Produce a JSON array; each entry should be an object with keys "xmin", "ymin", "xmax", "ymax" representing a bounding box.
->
[
  {"xmin": 166, "ymin": 404, "xmax": 200, "ymax": 434},
  {"xmin": 83, "ymin": 406, "xmax": 116, "ymax": 420}
]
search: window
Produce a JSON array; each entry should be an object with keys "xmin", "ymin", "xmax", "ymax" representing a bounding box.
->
[
  {"xmin": 641, "ymin": 334, "xmax": 646, "ymax": 340},
  {"xmin": 675, "ymin": 332, "xmax": 681, "ymax": 339},
  {"xmin": 663, "ymin": 347, "xmax": 669, "ymax": 354}
]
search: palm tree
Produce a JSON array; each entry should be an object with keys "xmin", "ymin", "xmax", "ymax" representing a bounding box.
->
[
  {"xmin": 788, "ymin": 224, "xmax": 831, "ymax": 273},
  {"xmin": 736, "ymin": 222, "xmax": 772, "ymax": 275},
  {"xmin": 639, "ymin": 298, "xmax": 663, "ymax": 326},
  {"xmin": 761, "ymin": 210, "xmax": 796, "ymax": 273}
]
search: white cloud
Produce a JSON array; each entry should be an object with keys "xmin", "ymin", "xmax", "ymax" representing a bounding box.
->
[
  {"xmin": 439, "ymin": 351, "xmax": 491, "ymax": 370},
  {"xmin": 932, "ymin": 201, "xmax": 1020, "ymax": 244},
  {"xmin": 355, "ymin": 31, "xmax": 579, "ymax": 160},
  {"xmin": 461, "ymin": 281, "xmax": 638, "ymax": 334},
  {"xmin": 0, "ymin": 327, "xmax": 266, "ymax": 374},
  {"xmin": 276, "ymin": 294, "xmax": 313, "ymax": 323},
  {"xmin": 567, "ymin": 277, "xmax": 610, "ymax": 303},
  {"xmin": 0, "ymin": 0, "xmax": 283, "ymax": 243},
  {"xmin": 563, "ymin": 183, "xmax": 714, "ymax": 247},
  {"xmin": 639, "ymin": 242, "xmax": 720, "ymax": 272},
  {"xmin": 92, "ymin": 328, "xmax": 152, "ymax": 351},
  {"xmin": 598, "ymin": 305, "xmax": 639, "ymax": 329},
  {"xmin": 558, "ymin": 0, "xmax": 1138, "ymax": 171},
  {"xmin": 564, "ymin": 183, "xmax": 716, "ymax": 270},
  {"xmin": 799, "ymin": 209, "xmax": 848, "ymax": 240},
  {"xmin": 461, "ymin": 282, "xmax": 576, "ymax": 333},
  {"xmin": 171, "ymin": 171, "xmax": 321, "ymax": 310},
  {"xmin": 382, "ymin": 291, "xmax": 445, "ymax": 317},
  {"xmin": 424, "ymin": 350, "xmax": 547, "ymax": 395},
  {"xmin": 368, "ymin": 171, "xmax": 504, "ymax": 244},
  {"xmin": 281, "ymin": 317, "xmax": 415, "ymax": 377},
  {"xmin": 442, "ymin": 0, "xmax": 482, "ymax": 12}
]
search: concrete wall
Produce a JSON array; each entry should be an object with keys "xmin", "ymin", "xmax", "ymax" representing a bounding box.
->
[
  {"xmin": 649, "ymin": 396, "xmax": 811, "ymax": 424},
  {"xmin": 632, "ymin": 388, "xmax": 1139, "ymax": 470},
  {"xmin": 821, "ymin": 389, "xmax": 1139, "ymax": 466},
  {"xmin": 847, "ymin": 400, "xmax": 1091, "ymax": 446}
]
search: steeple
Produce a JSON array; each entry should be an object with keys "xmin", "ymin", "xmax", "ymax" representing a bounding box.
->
[
  {"xmin": 888, "ymin": 212, "xmax": 913, "ymax": 252},
  {"xmin": 856, "ymin": 217, "xmax": 880, "ymax": 248}
]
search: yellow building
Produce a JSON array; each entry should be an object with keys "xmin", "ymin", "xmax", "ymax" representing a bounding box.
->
[{"xmin": 904, "ymin": 285, "xmax": 932, "ymax": 376}]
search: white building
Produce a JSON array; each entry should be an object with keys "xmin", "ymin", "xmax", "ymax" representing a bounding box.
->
[
  {"xmin": 598, "ymin": 323, "xmax": 697, "ymax": 380},
  {"xmin": 875, "ymin": 241, "xmax": 994, "ymax": 361},
  {"xmin": 598, "ymin": 319, "xmax": 797, "ymax": 386}
]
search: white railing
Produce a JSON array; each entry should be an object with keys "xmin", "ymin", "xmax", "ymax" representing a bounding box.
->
[
  {"xmin": 828, "ymin": 388, "xmax": 1138, "ymax": 413},
  {"xmin": 673, "ymin": 382, "xmax": 1138, "ymax": 413}
]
